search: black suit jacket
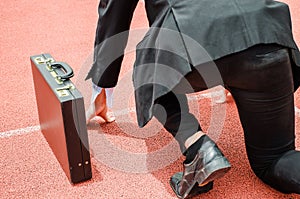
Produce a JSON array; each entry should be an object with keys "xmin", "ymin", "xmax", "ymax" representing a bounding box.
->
[{"xmin": 86, "ymin": 0, "xmax": 300, "ymax": 126}]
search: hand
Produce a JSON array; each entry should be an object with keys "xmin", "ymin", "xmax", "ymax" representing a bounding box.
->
[{"xmin": 86, "ymin": 89, "xmax": 115, "ymax": 124}]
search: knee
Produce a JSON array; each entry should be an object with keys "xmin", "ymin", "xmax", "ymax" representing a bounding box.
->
[
  {"xmin": 249, "ymin": 150, "xmax": 300, "ymax": 194},
  {"xmin": 267, "ymin": 150, "xmax": 300, "ymax": 194}
]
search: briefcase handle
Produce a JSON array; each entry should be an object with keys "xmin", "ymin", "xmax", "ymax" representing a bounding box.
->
[{"xmin": 50, "ymin": 62, "xmax": 74, "ymax": 80}]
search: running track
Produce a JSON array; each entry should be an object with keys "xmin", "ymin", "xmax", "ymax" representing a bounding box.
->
[{"xmin": 0, "ymin": 0, "xmax": 300, "ymax": 198}]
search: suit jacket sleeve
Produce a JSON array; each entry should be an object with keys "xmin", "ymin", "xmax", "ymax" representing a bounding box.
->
[{"xmin": 86, "ymin": 0, "xmax": 139, "ymax": 87}]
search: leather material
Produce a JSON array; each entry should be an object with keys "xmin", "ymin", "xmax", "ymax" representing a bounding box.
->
[
  {"xmin": 31, "ymin": 54, "xmax": 92, "ymax": 184},
  {"xmin": 170, "ymin": 172, "xmax": 213, "ymax": 199},
  {"xmin": 170, "ymin": 136, "xmax": 231, "ymax": 198}
]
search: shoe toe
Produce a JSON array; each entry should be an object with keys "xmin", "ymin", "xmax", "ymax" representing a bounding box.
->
[{"xmin": 170, "ymin": 172, "xmax": 214, "ymax": 198}]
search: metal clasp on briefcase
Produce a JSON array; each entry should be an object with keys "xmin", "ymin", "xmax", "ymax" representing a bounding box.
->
[
  {"xmin": 55, "ymin": 84, "xmax": 76, "ymax": 97},
  {"xmin": 34, "ymin": 56, "xmax": 55, "ymax": 65},
  {"xmin": 34, "ymin": 56, "xmax": 74, "ymax": 85}
]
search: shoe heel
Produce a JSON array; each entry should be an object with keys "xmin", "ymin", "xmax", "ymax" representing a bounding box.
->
[{"xmin": 197, "ymin": 157, "xmax": 231, "ymax": 185}]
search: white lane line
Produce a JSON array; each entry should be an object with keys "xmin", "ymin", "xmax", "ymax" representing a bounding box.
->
[
  {"xmin": 0, "ymin": 125, "xmax": 40, "ymax": 138},
  {"xmin": 295, "ymin": 106, "xmax": 300, "ymax": 117},
  {"xmin": 0, "ymin": 107, "xmax": 137, "ymax": 139},
  {"xmin": 1, "ymin": 97, "xmax": 300, "ymax": 139}
]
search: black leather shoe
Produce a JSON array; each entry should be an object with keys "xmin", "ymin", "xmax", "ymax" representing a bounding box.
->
[
  {"xmin": 170, "ymin": 172, "xmax": 213, "ymax": 198},
  {"xmin": 170, "ymin": 136, "xmax": 231, "ymax": 198}
]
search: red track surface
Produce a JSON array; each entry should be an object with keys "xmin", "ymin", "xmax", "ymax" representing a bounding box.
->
[{"xmin": 0, "ymin": 0, "xmax": 300, "ymax": 198}]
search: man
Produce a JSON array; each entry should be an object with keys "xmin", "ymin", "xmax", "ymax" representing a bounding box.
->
[{"xmin": 86, "ymin": 0, "xmax": 300, "ymax": 198}]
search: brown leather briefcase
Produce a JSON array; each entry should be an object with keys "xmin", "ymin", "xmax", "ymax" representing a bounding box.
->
[{"xmin": 31, "ymin": 54, "xmax": 92, "ymax": 184}]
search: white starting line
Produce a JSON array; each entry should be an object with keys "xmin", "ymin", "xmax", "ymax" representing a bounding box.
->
[
  {"xmin": 0, "ymin": 107, "xmax": 136, "ymax": 139},
  {"xmin": 295, "ymin": 106, "xmax": 300, "ymax": 117},
  {"xmin": 1, "ymin": 95, "xmax": 300, "ymax": 139},
  {"xmin": 0, "ymin": 95, "xmax": 202, "ymax": 138},
  {"xmin": 0, "ymin": 125, "xmax": 40, "ymax": 138}
]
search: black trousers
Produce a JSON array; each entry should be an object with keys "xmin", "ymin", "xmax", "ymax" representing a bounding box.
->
[{"xmin": 153, "ymin": 44, "xmax": 300, "ymax": 194}]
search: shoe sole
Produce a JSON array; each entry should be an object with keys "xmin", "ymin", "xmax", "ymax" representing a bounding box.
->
[{"xmin": 182, "ymin": 157, "xmax": 231, "ymax": 199}]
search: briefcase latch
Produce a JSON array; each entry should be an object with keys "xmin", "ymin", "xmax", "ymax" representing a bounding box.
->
[
  {"xmin": 55, "ymin": 84, "xmax": 75, "ymax": 98},
  {"xmin": 34, "ymin": 56, "xmax": 55, "ymax": 65}
]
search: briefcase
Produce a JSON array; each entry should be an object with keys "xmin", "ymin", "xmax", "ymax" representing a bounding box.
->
[{"xmin": 30, "ymin": 54, "xmax": 92, "ymax": 184}]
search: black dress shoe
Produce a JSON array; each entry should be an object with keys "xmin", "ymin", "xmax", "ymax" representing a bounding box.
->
[
  {"xmin": 170, "ymin": 172, "xmax": 213, "ymax": 198},
  {"xmin": 170, "ymin": 136, "xmax": 231, "ymax": 198}
]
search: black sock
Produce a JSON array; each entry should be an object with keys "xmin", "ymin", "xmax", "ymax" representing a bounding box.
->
[{"xmin": 184, "ymin": 135, "xmax": 207, "ymax": 164}]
